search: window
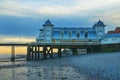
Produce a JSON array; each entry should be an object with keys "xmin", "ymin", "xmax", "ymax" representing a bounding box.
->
[
  {"xmin": 64, "ymin": 31, "xmax": 68, "ymax": 38},
  {"xmin": 61, "ymin": 31, "xmax": 64, "ymax": 37},
  {"xmin": 72, "ymin": 31, "xmax": 76, "ymax": 39},
  {"xmin": 69, "ymin": 32, "xmax": 71, "ymax": 37},
  {"xmin": 77, "ymin": 33, "xmax": 80, "ymax": 37},
  {"xmin": 85, "ymin": 32, "xmax": 88, "ymax": 38},
  {"xmin": 99, "ymin": 30, "xmax": 102, "ymax": 32}
]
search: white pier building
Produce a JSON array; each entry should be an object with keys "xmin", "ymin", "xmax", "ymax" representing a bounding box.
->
[{"xmin": 36, "ymin": 19, "xmax": 106, "ymax": 43}]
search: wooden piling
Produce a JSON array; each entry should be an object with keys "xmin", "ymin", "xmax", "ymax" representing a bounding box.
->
[
  {"xmin": 38, "ymin": 46, "xmax": 40, "ymax": 60},
  {"xmin": 72, "ymin": 48, "xmax": 77, "ymax": 55},
  {"xmin": 35, "ymin": 46, "xmax": 37, "ymax": 60},
  {"xmin": 58, "ymin": 47, "xmax": 61, "ymax": 57},
  {"xmin": 43, "ymin": 46, "xmax": 47, "ymax": 59},
  {"xmin": 31, "ymin": 46, "xmax": 34, "ymax": 60},
  {"xmin": 26, "ymin": 43, "xmax": 103, "ymax": 60},
  {"xmin": 11, "ymin": 46, "xmax": 15, "ymax": 61},
  {"xmin": 50, "ymin": 47, "xmax": 53, "ymax": 58},
  {"xmin": 26, "ymin": 45, "xmax": 30, "ymax": 60}
]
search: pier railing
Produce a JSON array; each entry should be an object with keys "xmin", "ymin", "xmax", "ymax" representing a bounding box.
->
[
  {"xmin": 30, "ymin": 41, "xmax": 100, "ymax": 46},
  {"xmin": 0, "ymin": 42, "xmax": 29, "ymax": 46}
]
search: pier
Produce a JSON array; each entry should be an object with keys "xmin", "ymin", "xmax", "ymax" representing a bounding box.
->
[
  {"xmin": 26, "ymin": 42, "xmax": 101, "ymax": 60},
  {"xmin": 0, "ymin": 43, "xmax": 28, "ymax": 61},
  {"xmin": 0, "ymin": 42, "xmax": 120, "ymax": 61},
  {"xmin": 0, "ymin": 42, "xmax": 101, "ymax": 61},
  {"xmin": 26, "ymin": 19, "xmax": 106, "ymax": 60},
  {"xmin": 0, "ymin": 19, "xmax": 119, "ymax": 61}
]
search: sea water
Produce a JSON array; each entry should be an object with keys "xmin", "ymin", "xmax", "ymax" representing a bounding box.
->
[{"xmin": 0, "ymin": 54, "xmax": 11, "ymax": 59}]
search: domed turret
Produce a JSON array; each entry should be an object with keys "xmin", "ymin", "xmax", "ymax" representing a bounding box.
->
[
  {"xmin": 42, "ymin": 19, "xmax": 54, "ymax": 43},
  {"xmin": 93, "ymin": 19, "xmax": 106, "ymax": 39},
  {"xmin": 93, "ymin": 20, "xmax": 106, "ymax": 27},
  {"xmin": 43, "ymin": 19, "xmax": 54, "ymax": 27}
]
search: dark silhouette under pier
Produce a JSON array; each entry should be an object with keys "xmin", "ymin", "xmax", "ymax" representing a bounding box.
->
[{"xmin": 0, "ymin": 42, "xmax": 120, "ymax": 61}]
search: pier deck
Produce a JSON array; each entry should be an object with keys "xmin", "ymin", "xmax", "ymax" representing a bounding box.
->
[{"xmin": 0, "ymin": 42, "xmax": 102, "ymax": 61}]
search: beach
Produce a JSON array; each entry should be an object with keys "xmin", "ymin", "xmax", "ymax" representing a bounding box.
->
[
  {"xmin": 0, "ymin": 52, "xmax": 120, "ymax": 80},
  {"xmin": 0, "ymin": 58, "xmax": 93, "ymax": 80}
]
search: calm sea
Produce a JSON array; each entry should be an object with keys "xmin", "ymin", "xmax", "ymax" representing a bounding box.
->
[
  {"xmin": 0, "ymin": 54, "xmax": 11, "ymax": 58},
  {"xmin": 0, "ymin": 54, "xmax": 26, "ymax": 59}
]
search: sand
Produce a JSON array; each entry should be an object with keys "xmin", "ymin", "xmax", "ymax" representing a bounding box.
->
[
  {"xmin": 0, "ymin": 57, "xmax": 93, "ymax": 80},
  {"xmin": 1, "ymin": 52, "xmax": 119, "ymax": 80}
]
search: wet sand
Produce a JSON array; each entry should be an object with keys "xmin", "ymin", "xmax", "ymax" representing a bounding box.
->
[
  {"xmin": 1, "ymin": 52, "xmax": 119, "ymax": 80},
  {"xmin": 0, "ymin": 57, "xmax": 94, "ymax": 80}
]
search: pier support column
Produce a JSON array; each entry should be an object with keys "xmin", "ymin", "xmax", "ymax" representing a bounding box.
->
[
  {"xmin": 43, "ymin": 46, "xmax": 47, "ymax": 59},
  {"xmin": 26, "ymin": 45, "xmax": 31, "ymax": 60},
  {"xmin": 47, "ymin": 47, "xmax": 53, "ymax": 58},
  {"xmin": 29, "ymin": 46, "xmax": 32, "ymax": 60},
  {"xmin": 35, "ymin": 46, "xmax": 37, "ymax": 60},
  {"xmin": 38, "ymin": 46, "xmax": 40, "ymax": 60},
  {"xmin": 58, "ymin": 47, "xmax": 61, "ymax": 57},
  {"xmin": 72, "ymin": 48, "xmax": 77, "ymax": 55},
  {"xmin": 11, "ymin": 46, "xmax": 15, "ymax": 61},
  {"xmin": 50, "ymin": 47, "xmax": 53, "ymax": 58},
  {"xmin": 116, "ymin": 44, "xmax": 120, "ymax": 51},
  {"xmin": 31, "ymin": 46, "xmax": 34, "ymax": 60}
]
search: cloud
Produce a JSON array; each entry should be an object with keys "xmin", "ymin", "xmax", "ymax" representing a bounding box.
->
[
  {"xmin": 0, "ymin": 16, "xmax": 42, "ymax": 37},
  {"xmin": 0, "ymin": 0, "xmax": 120, "ymax": 17},
  {"xmin": 0, "ymin": 0, "xmax": 120, "ymax": 36},
  {"xmin": 0, "ymin": 35, "xmax": 35, "ymax": 43}
]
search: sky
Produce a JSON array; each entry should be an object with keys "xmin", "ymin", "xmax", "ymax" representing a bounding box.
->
[{"xmin": 0, "ymin": 0, "xmax": 120, "ymax": 43}]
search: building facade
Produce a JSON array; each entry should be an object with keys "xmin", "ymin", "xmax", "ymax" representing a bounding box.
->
[
  {"xmin": 36, "ymin": 19, "xmax": 106, "ymax": 43},
  {"xmin": 101, "ymin": 27, "xmax": 120, "ymax": 44},
  {"xmin": 101, "ymin": 34, "xmax": 120, "ymax": 44}
]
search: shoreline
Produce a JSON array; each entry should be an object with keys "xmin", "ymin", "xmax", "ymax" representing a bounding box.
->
[
  {"xmin": 0, "ymin": 52, "xmax": 120, "ymax": 80},
  {"xmin": 0, "ymin": 56, "xmax": 94, "ymax": 80}
]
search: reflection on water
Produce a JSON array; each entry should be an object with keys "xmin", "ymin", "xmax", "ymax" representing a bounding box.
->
[
  {"xmin": 0, "ymin": 66, "xmax": 88, "ymax": 80},
  {"xmin": 12, "ymin": 62, "xmax": 15, "ymax": 80},
  {"xmin": 0, "ymin": 54, "xmax": 11, "ymax": 58}
]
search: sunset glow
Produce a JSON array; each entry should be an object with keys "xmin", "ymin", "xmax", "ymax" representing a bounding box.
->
[
  {"xmin": 0, "ymin": 46, "xmax": 27, "ymax": 54},
  {"xmin": 0, "ymin": 0, "xmax": 120, "ymax": 54}
]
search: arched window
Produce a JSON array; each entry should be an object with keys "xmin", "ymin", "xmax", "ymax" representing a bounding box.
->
[
  {"xmin": 69, "ymin": 32, "xmax": 71, "ymax": 37},
  {"xmin": 77, "ymin": 33, "xmax": 80, "ymax": 37},
  {"xmin": 85, "ymin": 32, "xmax": 88, "ymax": 38},
  {"xmin": 61, "ymin": 31, "xmax": 64, "ymax": 37}
]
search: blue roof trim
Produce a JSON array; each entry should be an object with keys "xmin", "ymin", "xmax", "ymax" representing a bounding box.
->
[{"xmin": 53, "ymin": 27, "xmax": 95, "ymax": 30}]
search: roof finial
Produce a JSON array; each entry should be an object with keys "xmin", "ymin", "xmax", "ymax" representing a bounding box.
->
[
  {"xmin": 99, "ymin": 19, "xmax": 101, "ymax": 22},
  {"xmin": 47, "ymin": 19, "xmax": 50, "ymax": 21}
]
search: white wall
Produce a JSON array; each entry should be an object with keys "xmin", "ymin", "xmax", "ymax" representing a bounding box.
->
[
  {"xmin": 95, "ymin": 26, "xmax": 105, "ymax": 39},
  {"xmin": 101, "ymin": 37, "xmax": 120, "ymax": 44}
]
